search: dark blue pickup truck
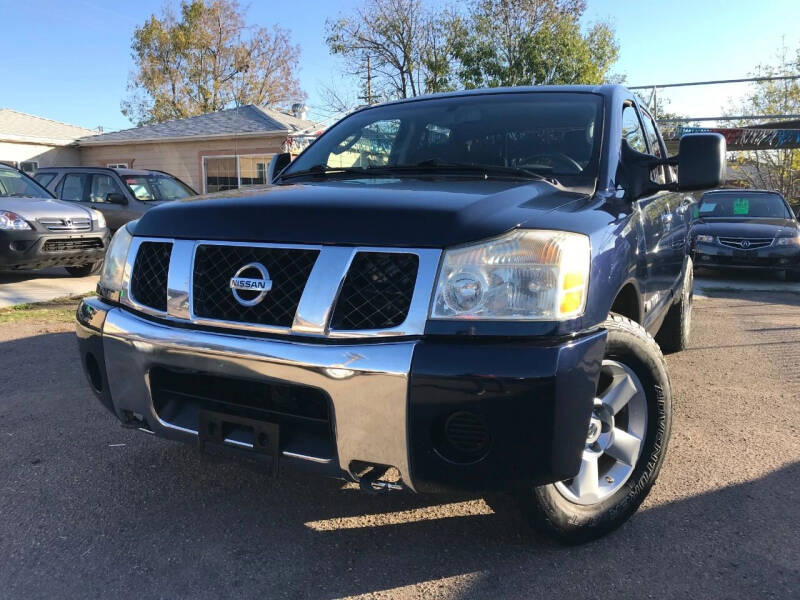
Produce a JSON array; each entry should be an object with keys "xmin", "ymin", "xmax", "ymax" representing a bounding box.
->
[{"xmin": 75, "ymin": 85, "xmax": 725, "ymax": 543}]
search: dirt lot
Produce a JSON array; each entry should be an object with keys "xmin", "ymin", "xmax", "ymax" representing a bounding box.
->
[{"xmin": 0, "ymin": 291, "xmax": 798, "ymax": 599}]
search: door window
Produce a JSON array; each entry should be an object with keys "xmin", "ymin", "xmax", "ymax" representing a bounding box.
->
[
  {"xmin": 90, "ymin": 173, "xmax": 125, "ymax": 203},
  {"xmin": 60, "ymin": 173, "xmax": 90, "ymax": 202},
  {"xmin": 34, "ymin": 172, "xmax": 56, "ymax": 187},
  {"xmin": 640, "ymin": 110, "xmax": 666, "ymax": 184},
  {"xmin": 621, "ymin": 105, "xmax": 648, "ymax": 154}
]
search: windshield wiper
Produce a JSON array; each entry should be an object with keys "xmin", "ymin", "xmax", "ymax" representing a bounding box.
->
[
  {"xmin": 407, "ymin": 159, "xmax": 558, "ymax": 183},
  {"xmin": 279, "ymin": 164, "xmax": 378, "ymax": 181},
  {"xmin": 279, "ymin": 161, "xmax": 559, "ymax": 184}
]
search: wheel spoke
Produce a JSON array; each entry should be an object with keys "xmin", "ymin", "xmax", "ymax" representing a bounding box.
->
[
  {"xmin": 601, "ymin": 372, "xmax": 638, "ymax": 415},
  {"xmin": 606, "ymin": 428, "xmax": 642, "ymax": 466},
  {"xmin": 572, "ymin": 452, "xmax": 600, "ymax": 500}
]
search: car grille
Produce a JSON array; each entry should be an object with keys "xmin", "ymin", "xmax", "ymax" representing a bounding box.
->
[
  {"xmin": 192, "ymin": 244, "xmax": 319, "ymax": 327},
  {"xmin": 330, "ymin": 252, "xmax": 419, "ymax": 330},
  {"xmin": 130, "ymin": 242, "xmax": 172, "ymax": 312},
  {"xmin": 38, "ymin": 217, "xmax": 91, "ymax": 232},
  {"xmin": 718, "ymin": 237, "xmax": 773, "ymax": 250},
  {"xmin": 42, "ymin": 238, "xmax": 104, "ymax": 252}
]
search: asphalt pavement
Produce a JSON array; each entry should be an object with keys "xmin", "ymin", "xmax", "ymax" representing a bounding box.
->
[{"xmin": 0, "ymin": 289, "xmax": 798, "ymax": 598}]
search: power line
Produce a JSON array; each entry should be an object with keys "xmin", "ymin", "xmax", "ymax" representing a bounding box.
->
[
  {"xmin": 660, "ymin": 114, "xmax": 800, "ymax": 123},
  {"xmin": 630, "ymin": 75, "xmax": 800, "ymax": 90}
]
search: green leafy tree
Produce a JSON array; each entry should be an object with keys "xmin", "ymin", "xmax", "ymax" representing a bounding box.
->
[
  {"xmin": 727, "ymin": 44, "xmax": 800, "ymax": 205},
  {"xmin": 123, "ymin": 0, "xmax": 304, "ymax": 125},
  {"xmin": 452, "ymin": 0, "xmax": 619, "ymax": 88}
]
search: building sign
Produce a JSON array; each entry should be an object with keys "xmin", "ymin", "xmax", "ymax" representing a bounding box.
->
[{"xmin": 676, "ymin": 125, "xmax": 800, "ymax": 150}]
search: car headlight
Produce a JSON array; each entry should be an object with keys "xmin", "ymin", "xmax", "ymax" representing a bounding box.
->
[
  {"xmin": 97, "ymin": 223, "xmax": 135, "ymax": 301},
  {"xmin": 695, "ymin": 234, "xmax": 714, "ymax": 243},
  {"xmin": 775, "ymin": 235, "xmax": 800, "ymax": 246},
  {"xmin": 430, "ymin": 230, "xmax": 591, "ymax": 321},
  {"xmin": 0, "ymin": 210, "xmax": 32, "ymax": 230},
  {"xmin": 91, "ymin": 209, "xmax": 106, "ymax": 230}
]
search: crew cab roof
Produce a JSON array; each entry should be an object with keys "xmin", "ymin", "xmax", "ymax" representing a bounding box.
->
[{"xmin": 356, "ymin": 84, "xmax": 628, "ymax": 111}]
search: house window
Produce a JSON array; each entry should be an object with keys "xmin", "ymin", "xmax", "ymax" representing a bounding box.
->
[
  {"xmin": 107, "ymin": 163, "xmax": 128, "ymax": 169},
  {"xmin": 203, "ymin": 154, "xmax": 274, "ymax": 193},
  {"xmin": 20, "ymin": 161, "xmax": 39, "ymax": 174}
]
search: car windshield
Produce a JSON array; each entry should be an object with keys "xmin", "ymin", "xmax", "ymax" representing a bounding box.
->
[
  {"xmin": 122, "ymin": 174, "xmax": 195, "ymax": 201},
  {"xmin": 0, "ymin": 166, "xmax": 53, "ymax": 198},
  {"xmin": 282, "ymin": 92, "xmax": 604, "ymax": 183},
  {"xmin": 698, "ymin": 193, "xmax": 791, "ymax": 219}
]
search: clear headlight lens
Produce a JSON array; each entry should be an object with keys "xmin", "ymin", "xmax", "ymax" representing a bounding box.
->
[
  {"xmin": 91, "ymin": 209, "xmax": 106, "ymax": 230},
  {"xmin": 775, "ymin": 235, "xmax": 800, "ymax": 246},
  {"xmin": 430, "ymin": 230, "xmax": 591, "ymax": 321},
  {"xmin": 695, "ymin": 234, "xmax": 714, "ymax": 243},
  {"xmin": 0, "ymin": 210, "xmax": 32, "ymax": 230},
  {"xmin": 97, "ymin": 224, "xmax": 134, "ymax": 301}
]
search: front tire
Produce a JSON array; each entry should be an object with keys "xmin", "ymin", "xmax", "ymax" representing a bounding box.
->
[
  {"xmin": 656, "ymin": 256, "xmax": 693, "ymax": 353},
  {"xmin": 511, "ymin": 315, "xmax": 672, "ymax": 544},
  {"xmin": 65, "ymin": 262, "xmax": 102, "ymax": 277}
]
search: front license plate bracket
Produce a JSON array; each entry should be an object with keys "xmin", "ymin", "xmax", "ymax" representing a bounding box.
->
[{"xmin": 197, "ymin": 410, "xmax": 280, "ymax": 476}]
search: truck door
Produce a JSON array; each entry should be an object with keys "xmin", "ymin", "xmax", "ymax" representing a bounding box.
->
[
  {"xmin": 639, "ymin": 108, "xmax": 686, "ymax": 293},
  {"xmin": 621, "ymin": 103, "xmax": 673, "ymax": 322}
]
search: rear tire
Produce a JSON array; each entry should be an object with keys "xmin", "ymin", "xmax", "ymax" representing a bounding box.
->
[
  {"xmin": 65, "ymin": 262, "xmax": 102, "ymax": 277},
  {"xmin": 506, "ymin": 315, "xmax": 672, "ymax": 545},
  {"xmin": 656, "ymin": 256, "xmax": 693, "ymax": 353}
]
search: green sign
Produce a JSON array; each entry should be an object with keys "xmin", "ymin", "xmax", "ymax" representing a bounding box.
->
[{"xmin": 733, "ymin": 198, "xmax": 749, "ymax": 215}]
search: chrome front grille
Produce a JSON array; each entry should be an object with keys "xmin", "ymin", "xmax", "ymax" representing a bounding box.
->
[
  {"xmin": 718, "ymin": 237, "xmax": 773, "ymax": 250},
  {"xmin": 38, "ymin": 217, "xmax": 91, "ymax": 232},
  {"xmin": 192, "ymin": 244, "xmax": 319, "ymax": 327},
  {"xmin": 122, "ymin": 238, "xmax": 441, "ymax": 338}
]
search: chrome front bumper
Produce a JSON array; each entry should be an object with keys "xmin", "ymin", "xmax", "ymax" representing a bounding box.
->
[
  {"xmin": 78, "ymin": 299, "xmax": 419, "ymax": 489},
  {"xmin": 77, "ymin": 297, "xmax": 607, "ymax": 493}
]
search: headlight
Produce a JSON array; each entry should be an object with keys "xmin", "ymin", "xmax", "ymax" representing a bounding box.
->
[
  {"xmin": 91, "ymin": 209, "xmax": 106, "ymax": 230},
  {"xmin": 0, "ymin": 210, "xmax": 32, "ymax": 230},
  {"xmin": 775, "ymin": 235, "xmax": 800, "ymax": 246},
  {"xmin": 97, "ymin": 224, "xmax": 135, "ymax": 301},
  {"xmin": 695, "ymin": 234, "xmax": 714, "ymax": 243},
  {"xmin": 430, "ymin": 230, "xmax": 591, "ymax": 321}
]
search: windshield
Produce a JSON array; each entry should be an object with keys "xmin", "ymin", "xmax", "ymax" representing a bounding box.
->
[
  {"xmin": 283, "ymin": 92, "xmax": 603, "ymax": 182},
  {"xmin": 122, "ymin": 174, "xmax": 195, "ymax": 201},
  {"xmin": 0, "ymin": 166, "xmax": 53, "ymax": 198},
  {"xmin": 698, "ymin": 192, "xmax": 791, "ymax": 219}
]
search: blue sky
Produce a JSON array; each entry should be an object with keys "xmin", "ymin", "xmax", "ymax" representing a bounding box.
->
[{"xmin": 2, "ymin": 0, "xmax": 799, "ymax": 132}]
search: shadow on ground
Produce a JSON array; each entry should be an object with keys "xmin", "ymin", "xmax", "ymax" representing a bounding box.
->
[{"xmin": 1, "ymin": 331, "xmax": 797, "ymax": 599}]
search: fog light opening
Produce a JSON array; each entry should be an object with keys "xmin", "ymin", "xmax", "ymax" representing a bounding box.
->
[{"xmin": 84, "ymin": 352, "xmax": 103, "ymax": 393}]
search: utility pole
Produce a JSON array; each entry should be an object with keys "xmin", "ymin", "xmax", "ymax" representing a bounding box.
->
[{"xmin": 358, "ymin": 54, "xmax": 373, "ymax": 105}]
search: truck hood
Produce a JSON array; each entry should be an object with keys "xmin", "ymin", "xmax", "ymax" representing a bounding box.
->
[
  {"xmin": 692, "ymin": 217, "xmax": 799, "ymax": 238},
  {"xmin": 0, "ymin": 196, "xmax": 93, "ymax": 220},
  {"xmin": 133, "ymin": 178, "xmax": 592, "ymax": 247}
]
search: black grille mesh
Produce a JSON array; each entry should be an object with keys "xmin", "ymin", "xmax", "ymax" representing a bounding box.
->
[
  {"xmin": 43, "ymin": 238, "xmax": 104, "ymax": 252},
  {"xmin": 130, "ymin": 242, "xmax": 172, "ymax": 312},
  {"xmin": 192, "ymin": 245, "xmax": 318, "ymax": 327},
  {"xmin": 331, "ymin": 252, "xmax": 418, "ymax": 330}
]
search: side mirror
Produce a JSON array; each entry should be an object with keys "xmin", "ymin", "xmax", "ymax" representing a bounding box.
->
[
  {"xmin": 106, "ymin": 192, "xmax": 128, "ymax": 205},
  {"xmin": 267, "ymin": 153, "xmax": 292, "ymax": 183},
  {"xmin": 675, "ymin": 133, "xmax": 726, "ymax": 191}
]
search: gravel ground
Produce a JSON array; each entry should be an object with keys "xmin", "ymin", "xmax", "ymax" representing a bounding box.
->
[{"xmin": 0, "ymin": 291, "xmax": 798, "ymax": 599}]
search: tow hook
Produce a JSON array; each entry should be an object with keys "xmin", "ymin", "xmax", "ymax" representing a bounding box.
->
[{"xmin": 358, "ymin": 466, "xmax": 404, "ymax": 494}]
